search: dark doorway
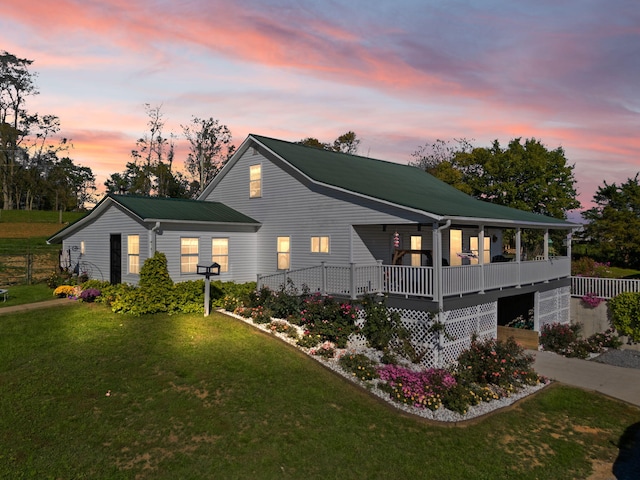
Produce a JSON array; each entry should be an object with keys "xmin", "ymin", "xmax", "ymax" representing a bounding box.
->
[
  {"xmin": 498, "ymin": 292, "xmax": 534, "ymax": 327},
  {"xmin": 110, "ymin": 234, "xmax": 122, "ymax": 284}
]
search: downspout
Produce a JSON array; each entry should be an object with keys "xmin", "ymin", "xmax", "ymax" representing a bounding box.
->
[{"xmin": 150, "ymin": 221, "xmax": 160, "ymax": 257}]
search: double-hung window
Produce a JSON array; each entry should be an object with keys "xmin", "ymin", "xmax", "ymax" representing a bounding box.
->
[
  {"xmin": 410, "ymin": 236, "xmax": 422, "ymax": 266},
  {"xmin": 212, "ymin": 238, "xmax": 229, "ymax": 273},
  {"xmin": 128, "ymin": 235, "xmax": 140, "ymax": 274},
  {"xmin": 181, "ymin": 238, "xmax": 199, "ymax": 273}
]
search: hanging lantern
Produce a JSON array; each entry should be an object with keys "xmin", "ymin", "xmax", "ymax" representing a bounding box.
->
[{"xmin": 393, "ymin": 231, "xmax": 400, "ymax": 248}]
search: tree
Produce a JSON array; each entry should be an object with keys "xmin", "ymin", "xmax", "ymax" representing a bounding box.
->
[
  {"xmin": 413, "ymin": 137, "xmax": 580, "ymax": 219},
  {"xmin": 0, "ymin": 51, "xmax": 38, "ymax": 209},
  {"xmin": 45, "ymin": 157, "xmax": 96, "ymax": 210},
  {"xmin": 297, "ymin": 131, "xmax": 361, "ymax": 154},
  {"xmin": 182, "ymin": 116, "xmax": 234, "ymax": 196},
  {"xmin": 581, "ymin": 175, "xmax": 640, "ymax": 268}
]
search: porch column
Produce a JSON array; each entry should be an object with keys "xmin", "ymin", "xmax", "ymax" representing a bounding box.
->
[
  {"xmin": 432, "ymin": 222, "xmax": 440, "ymax": 301},
  {"xmin": 544, "ymin": 229, "xmax": 549, "ymax": 260},
  {"xmin": 515, "ymin": 227, "xmax": 522, "ymax": 288},
  {"xmin": 478, "ymin": 225, "xmax": 485, "ymax": 294},
  {"xmin": 566, "ymin": 230, "xmax": 572, "ymax": 260}
]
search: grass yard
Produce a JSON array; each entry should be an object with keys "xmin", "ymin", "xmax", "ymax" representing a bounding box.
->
[
  {"xmin": 0, "ymin": 283, "xmax": 54, "ymax": 307},
  {"xmin": 1, "ymin": 303, "xmax": 638, "ymax": 479}
]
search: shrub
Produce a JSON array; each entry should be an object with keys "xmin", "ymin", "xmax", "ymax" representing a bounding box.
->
[
  {"xmin": 581, "ymin": 292, "xmax": 605, "ymax": 308},
  {"xmin": 250, "ymin": 305, "xmax": 273, "ymax": 324},
  {"xmin": 539, "ymin": 322, "xmax": 580, "ymax": 354},
  {"xmin": 455, "ymin": 336, "xmax": 538, "ymax": 388},
  {"xmin": 609, "ymin": 292, "xmax": 640, "ymax": 342},
  {"xmin": 298, "ymin": 294, "xmax": 358, "ymax": 348},
  {"xmin": 53, "ymin": 285, "xmax": 76, "ymax": 298},
  {"xmin": 268, "ymin": 320, "xmax": 299, "ymax": 340},
  {"xmin": 310, "ymin": 341, "xmax": 336, "ymax": 359},
  {"xmin": 270, "ymin": 279, "xmax": 306, "ymax": 321},
  {"xmin": 377, "ymin": 364, "xmax": 456, "ymax": 411},
  {"xmin": 338, "ymin": 353, "xmax": 380, "ymax": 381},
  {"xmin": 359, "ymin": 295, "xmax": 414, "ymax": 358},
  {"xmin": 79, "ymin": 288, "xmax": 101, "ymax": 302}
]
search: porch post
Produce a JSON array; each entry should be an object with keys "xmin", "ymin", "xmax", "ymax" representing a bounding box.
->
[
  {"xmin": 432, "ymin": 223, "xmax": 440, "ymax": 302},
  {"xmin": 478, "ymin": 225, "xmax": 485, "ymax": 294},
  {"xmin": 516, "ymin": 227, "xmax": 522, "ymax": 288},
  {"xmin": 321, "ymin": 261, "xmax": 327, "ymax": 296},
  {"xmin": 544, "ymin": 229, "xmax": 549, "ymax": 260},
  {"xmin": 566, "ymin": 230, "xmax": 572, "ymax": 261},
  {"xmin": 350, "ymin": 262, "xmax": 357, "ymax": 300}
]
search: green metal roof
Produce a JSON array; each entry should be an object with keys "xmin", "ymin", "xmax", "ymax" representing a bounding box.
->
[
  {"xmin": 108, "ymin": 194, "xmax": 259, "ymax": 224},
  {"xmin": 47, "ymin": 194, "xmax": 259, "ymax": 244},
  {"xmin": 251, "ymin": 134, "xmax": 574, "ymax": 227}
]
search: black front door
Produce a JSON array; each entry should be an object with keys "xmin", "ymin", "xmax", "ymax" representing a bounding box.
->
[{"xmin": 110, "ymin": 234, "xmax": 122, "ymax": 284}]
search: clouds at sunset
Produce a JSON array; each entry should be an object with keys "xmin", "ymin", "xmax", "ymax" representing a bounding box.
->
[{"xmin": 1, "ymin": 0, "xmax": 638, "ymax": 210}]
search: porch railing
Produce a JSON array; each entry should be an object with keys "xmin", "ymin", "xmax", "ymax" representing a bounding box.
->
[
  {"xmin": 571, "ymin": 276, "xmax": 640, "ymax": 299},
  {"xmin": 258, "ymin": 257, "xmax": 570, "ymax": 299}
]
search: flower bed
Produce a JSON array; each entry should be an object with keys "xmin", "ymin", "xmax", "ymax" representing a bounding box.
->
[{"xmin": 224, "ymin": 296, "xmax": 549, "ymax": 422}]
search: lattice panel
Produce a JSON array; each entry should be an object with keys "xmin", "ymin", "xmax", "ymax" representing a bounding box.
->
[
  {"xmin": 378, "ymin": 302, "xmax": 498, "ymax": 369},
  {"xmin": 538, "ymin": 287, "xmax": 570, "ymax": 327}
]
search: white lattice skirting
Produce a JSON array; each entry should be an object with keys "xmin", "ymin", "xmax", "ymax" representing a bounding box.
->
[{"xmin": 537, "ymin": 286, "xmax": 570, "ymax": 328}]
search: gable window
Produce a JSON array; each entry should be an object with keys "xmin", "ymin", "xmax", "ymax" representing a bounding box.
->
[
  {"xmin": 249, "ymin": 164, "xmax": 262, "ymax": 198},
  {"xmin": 277, "ymin": 236, "xmax": 290, "ymax": 270},
  {"xmin": 212, "ymin": 238, "xmax": 229, "ymax": 273},
  {"xmin": 310, "ymin": 236, "xmax": 329, "ymax": 254},
  {"xmin": 128, "ymin": 235, "xmax": 140, "ymax": 274},
  {"xmin": 410, "ymin": 236, "xmax": 422, "ymax": 266},
  {"xmin": 181, "ymin": 238, "xmax": 199, "ymax": 273}
]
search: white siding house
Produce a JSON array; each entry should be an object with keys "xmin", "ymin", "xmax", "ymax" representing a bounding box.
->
[{"xmin": 49, "ymin": 134, "xmax": 577, "ymax": 367}]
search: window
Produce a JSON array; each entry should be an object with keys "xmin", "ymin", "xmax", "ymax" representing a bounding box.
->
[
  {"xmin": 181, "ymin": 238, "xmax": 199, "ymax": 273},
  {"xmin": 80, "ymin": 241, "xmax": 85, "ymax": 255},
  {"xmin": 449, "ymin": 229, "xmax": 463, "ymax": 266},
  {"xmin": 128, "ymin": 235, "xmax": 140, "ymax": 274},
  {"xmin": 277, "ymin": 236, "xmax": 290, "ymax": 270},
  {"xmin": 410, "ymin": 236, "xmax": 422, "ymax": 266},
  {"xmin": 212, "ymin": 238, "xmax": 229, "ymax": 273},
  {"xmin": 249, "ymin": 164, "xmax": 262, "ymax": 198},
  {"xmin": 470, "ymin": 236, "xmax": 491, "ymax": 265},
  {"xmin": 310, "ymin": 236, "xmax": 329, "ymax": 253}
]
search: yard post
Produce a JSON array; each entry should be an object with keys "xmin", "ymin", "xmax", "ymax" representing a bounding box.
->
[{"xmin": 321, "ymin": 261, "xmax": 327, "ymax": 296}]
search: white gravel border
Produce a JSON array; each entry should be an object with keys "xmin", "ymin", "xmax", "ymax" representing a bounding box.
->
[{"xmin": 220, "ymin": 309, "xmax": 550, "ymax": 423}]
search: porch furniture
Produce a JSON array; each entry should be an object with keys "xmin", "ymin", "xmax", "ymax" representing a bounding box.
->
[{"xmin": 0, "ymin": 289, "xmax": 8, "ymax": 302}]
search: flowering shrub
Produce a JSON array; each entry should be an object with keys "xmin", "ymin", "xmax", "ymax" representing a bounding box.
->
[
  {"xmin": 455, "ymin": 336, "xmax": 539, "ymax": 388},
  {"xmin": 377, "ymin": 364, "xmax": 457, "ymax": 411},
  {"xmin": 269, "ymin": 320, "xmax": 299, "ymax": 340},
  {"xmin": 581, "ymin": 292, "xmax": 605, "ymax": 308},
  {"xmin": 298, "ymin": 294, "xmax": 358, "ymax": 348},
  {"xmin": 250, "ymin": 305, "xmax": 273, "ymax": 324},
  {"xmin": 53, "ymin": 285, "xmax": 76, "ymax": 298},
  {"xmin": 79, "ymin": 288, "xmax": 101, "ymax": 302},
  {"xmin": 338, "ymin": 353, "xmax": 380, "ymax": 381},
  {"xmin": 571, "ymin": 257, "xmax": 613, "ymax": 277},
  {"xmin": 310, "ymin": 341, "xmax": 336, "ymax": 358},
  {"xmin": 540, "ymin": 322, "xmax": 622, "ymax": 358}
]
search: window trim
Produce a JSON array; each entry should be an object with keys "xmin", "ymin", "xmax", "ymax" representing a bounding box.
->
[
  {"xmin": 180, "ymin": 237, "xmax": 199, "ymax": 274},
  {"xmin": 310, "ymin": 236, "xmax": 330, "ymax": 254},
  {"xmin": 211, "ymin": 237, "xmax": 229, "ymax": 273}
]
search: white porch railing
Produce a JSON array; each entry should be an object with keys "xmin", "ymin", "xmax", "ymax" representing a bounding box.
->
[
  {"xmin": 571, "ymin": 276, "xmax": 640, "ymax": 299},
  {"xmin": 258, "ymin": 256, "xmax": 571, "ymax": 299}
]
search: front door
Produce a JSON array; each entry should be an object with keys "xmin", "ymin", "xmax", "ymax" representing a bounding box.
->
[{"xmin": 110, "ymin": 234, "xmax": 122, "ymax": 284}]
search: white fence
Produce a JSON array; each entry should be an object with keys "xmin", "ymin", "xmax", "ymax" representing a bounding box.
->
[{"xmin": 571, "ymin": 276, "xmax": 640, "ymax": 299}]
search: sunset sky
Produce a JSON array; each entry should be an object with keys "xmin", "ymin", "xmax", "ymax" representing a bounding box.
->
[{"xmin": 1, "ymin": 0, "xmax": 638, "ymax": 213}]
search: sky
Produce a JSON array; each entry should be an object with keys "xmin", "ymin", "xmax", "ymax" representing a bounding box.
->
[{"xmin": 1, "ymin": 0, "xmax": 639, "ymax": 215}]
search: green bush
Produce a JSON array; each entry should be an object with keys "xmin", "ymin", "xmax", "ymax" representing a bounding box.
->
[
  {"xmin": 298, "ymin": 294, "xmax": 358, "ymax": 348},
  {"xmin": 338, "ymin": 353, "xmax": 380, "ymax": 381},
  {"xmin": 359, "ymin": 296, "xmax": 416, "ymax": 360},
  {"xmin": 455, "ymin": 336, "xmax": 538, "ymax": 388},
  {"xmin": 609, "ymin": 292, "xmax": 640, "ymax": 342}
]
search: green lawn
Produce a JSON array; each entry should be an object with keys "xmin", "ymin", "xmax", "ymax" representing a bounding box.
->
[
  {"xmin": 0, "ymin": 284, "xmax": 54, "ymax": 307},
  {"xmin": 1, "ymin": 303, "xmax": 638, "ymax": 479}
]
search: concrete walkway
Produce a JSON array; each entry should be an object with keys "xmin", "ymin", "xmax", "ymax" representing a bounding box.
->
[{"xmin": 531, "ymin": 350, "xmax": 640, "ymax": 407}]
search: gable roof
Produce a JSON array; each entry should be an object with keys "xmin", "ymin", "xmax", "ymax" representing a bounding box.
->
[
  {"xmin": 235, "ymin": 134, "xmax": 574, "ymax": 228},
  {"xmin": 47, "ymin": 194, "xmax": 260, "ymax": 244}
]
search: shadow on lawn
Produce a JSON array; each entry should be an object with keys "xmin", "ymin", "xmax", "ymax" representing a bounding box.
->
[{"xmin": 613, "ymin": 421, "xmax": 640, "ymax": 480}]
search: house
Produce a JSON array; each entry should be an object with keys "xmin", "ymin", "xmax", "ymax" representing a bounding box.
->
[{"xmin": 48, "ymin": 134, "xmax": 577, "ymax": 367}]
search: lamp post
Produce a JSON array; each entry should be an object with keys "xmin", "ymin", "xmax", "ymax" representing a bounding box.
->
[{"xmin": 197, "ymin": 263, "xmax": 221, "ymax": 316}]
